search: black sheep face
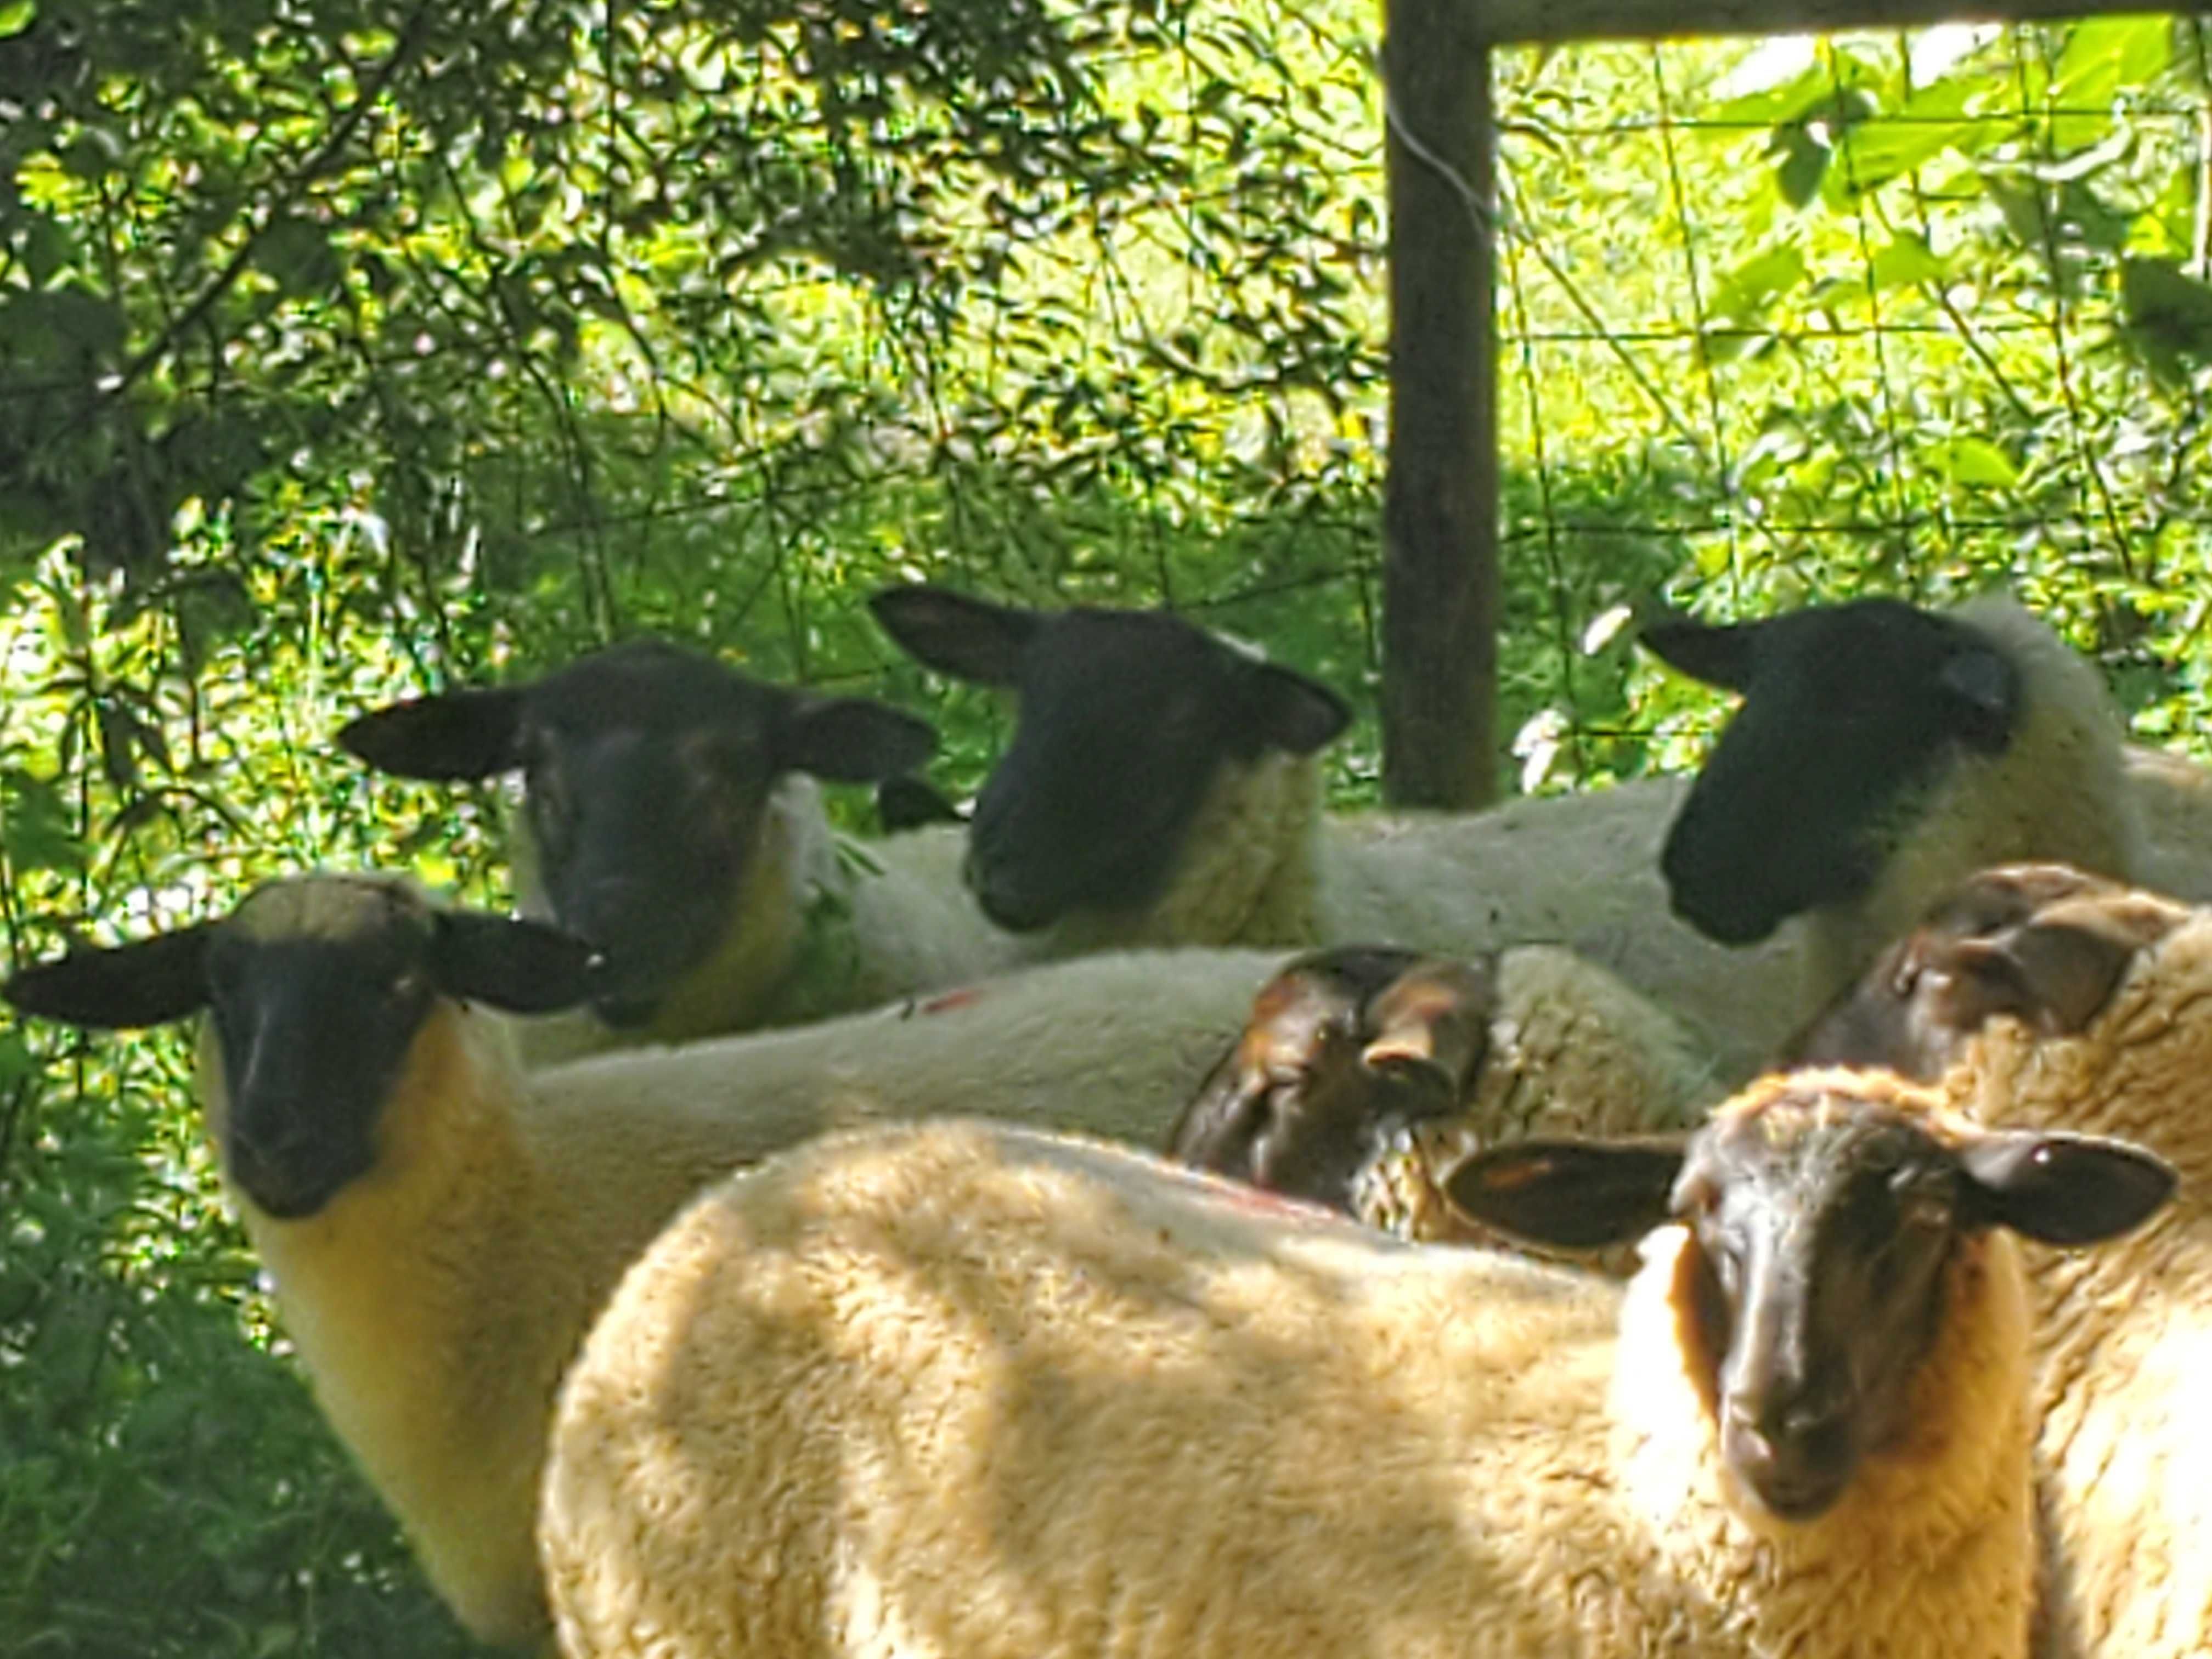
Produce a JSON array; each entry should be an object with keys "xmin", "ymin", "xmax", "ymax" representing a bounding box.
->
[
  {"xmin": 1644, "ymin": 599, "xmax": 2021, "ymax": 946},
  {"xmin": 1, "ymin": 876, "xmax": 597, "ymax": 1220},
  {"xmin": 871, "ymin": 587, "xmax": 1350, "ymax": 932},
  {"xmin": 337, "ymin": 641, "xmax": 934, "ymax": 1027}
]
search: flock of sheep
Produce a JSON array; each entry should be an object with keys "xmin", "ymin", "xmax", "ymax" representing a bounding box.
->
[{"xmin": 6, "ymin": 580, "xmax": 2211, "ymax": 1657}]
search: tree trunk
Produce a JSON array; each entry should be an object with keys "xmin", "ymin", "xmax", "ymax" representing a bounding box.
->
[{"xmin": 1380, "ymin": 0, "xmax": 1496, "ymax": 810}]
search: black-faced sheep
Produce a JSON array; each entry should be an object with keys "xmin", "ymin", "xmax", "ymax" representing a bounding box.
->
[
  {"xmin": 540, "ymin": 1070, "xmax": 2169, "ymax": 1659},
  {"xmin": 876, "ymin": 585, "xmax": 2157, "ymax": 1080},
  {"xmin": 2, "ymin": 877, "xmax": 1709, "ymax": 1650},
  {"xmin": 1779, "ymin": 861, "xmax": 2212, "ymax": 1657},
  {"xmin": 337, "ymin": 640, "xmax": 1017, "ymax": 1064},
  {"xmin": 1643, "ymin": 594, "xmax": 2141, "ymax": 1003}
]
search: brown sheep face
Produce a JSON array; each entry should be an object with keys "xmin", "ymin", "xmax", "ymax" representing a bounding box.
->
[
  {"xmin": 338, "ymin": 641, "xmax": 935, "ymax": 1027},
  {"xmin": 1446, "ymin": 1076, "xmax": 2173, "ymax": 1521},
  {"xmin": 1165, "ymin": 946, "xmax": 1494, "ymax": 1216},
  {"xmin": 1780, "ymin": 862, "xmax": 2183, "ymax": 1080}
]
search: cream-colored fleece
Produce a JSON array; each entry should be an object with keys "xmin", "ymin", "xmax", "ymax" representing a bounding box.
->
[
  {"xmin": 1940, "ymin": 899, "xmax": 2212, "ymax": 1658},
  {"xmin": 541, "ymin": 1075, "xmax": 2039, "ymax": 1659}
]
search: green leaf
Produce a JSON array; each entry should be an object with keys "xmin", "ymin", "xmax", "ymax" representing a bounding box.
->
[
  {"xmin": 3, "ymin": 769, "xmax": 85, "ymax": 874},
  {"xmin": 1775, "ymin": 128, "xmax": 1830, "ymax": 210},
  {"xmin": 1825, "ymin": 82, "xmax": 1976, "ymax": 199},
  {"xmin": 1867, "ymin": 234, "xmax": 1948, "ymax": 290},
  {"xmin": 2120, "ymin": 257, "xmax": 2212, "ymax": 381},
  {"xmin": 251, "ymin": 214, "xmax": 341, "ymax": 300},
  {"xmin": 0, "ymin": 1030, "xmax": 34, "ymax": 1087},
  {"xmin": 0, "ymin": 1, "xmax": 36, "ymax": 41},
  {"xmin": 1938, "ymin": 437, "xmax": 2019, "ymax": 489},
  {"xmin": 1712, "ymin": 240, "xmax": 1805, "ymax": 320},
  {"xmin": 2055, "ymin": 16, "xmax": 2170, "ymax": 110}
]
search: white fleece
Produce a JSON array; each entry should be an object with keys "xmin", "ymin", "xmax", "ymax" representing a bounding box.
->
[{"xmin": 1085, "ymin": 595, "xmax": 2152, "ymax": 1086}]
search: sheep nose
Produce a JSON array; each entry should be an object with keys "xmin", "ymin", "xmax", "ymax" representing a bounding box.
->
[{"xmin": 965, "ymin": 850, "xmax": 1055, "ymax": 933}]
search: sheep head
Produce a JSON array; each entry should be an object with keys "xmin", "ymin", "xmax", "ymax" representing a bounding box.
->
[
  {"xmin": 1446, "ymin": 1068, "xmax": 2172, "ymax": 1521},
  {"xmin": 1165, "ymin": 946, "xmax": 1493, "ymax": 1216},
  {"xmin": 2, "ymin": 874, "xmax": 598, "ymax": 1219},
  {"xmin": 1780, "ymin": 861, "xmax": 2187, "ymax": 1080},
  {"xmin": 337, "ymin": 641, "xmax": 935, "ymax": 1027},
  {"xmin": 870, "ymin": 585, "xmax": 1349, "ymax": 933},
  {"xmin": 1643, "ymin": 597, "xmax": 2021, "ymax": 947}
]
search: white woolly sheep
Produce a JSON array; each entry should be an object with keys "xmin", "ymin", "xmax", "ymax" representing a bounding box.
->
[
  {"xmin": 2118, "ymin": 741, "xmax": 2212, "ymax": 905},
  {"xmin": 1, "ymin": 874, "xmax": 1708, "ymax": 1651},
  {"xmin": 876, "ymin": 586, "xmax": 2149, "ymax": 1081},
  {"xmin": 1166, "ymin": 942, "xmax": 1714, "ymax": 1258},
  {"xmin": 337, "ymin": 640, "xmax": 1026, "ymax": 1066},
  {"xmin": 1777, "ymin": 861, "xmax": 2212, "ymax": 1657},
  {"xmin": 540, "ymin": 1069, "xmax": 2169, "ymax": 1659}
]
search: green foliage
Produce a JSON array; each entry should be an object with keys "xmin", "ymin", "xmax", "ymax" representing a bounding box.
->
[{"xmin": 5, "ymin": 3, "xmax": 2212, "ymax": 1652}]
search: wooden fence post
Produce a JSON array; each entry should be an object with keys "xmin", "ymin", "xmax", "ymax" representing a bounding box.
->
[{"xmin": 1379, "ymin": 0, "xmax": 1497, "ymax": 810}]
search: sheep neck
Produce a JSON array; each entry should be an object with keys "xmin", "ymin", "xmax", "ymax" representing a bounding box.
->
[
  {"xmin": 1612, "ymin": 1224, "xmax": 2035, "ymax": 1659},
  {"xmin": 204, "ymin": 1002, "xmax": 580, "ymax": 1650},
  {"xmin": 1801, "ymin": 596, "xmax": 2140, "ymax": 1009},
  {"xmin": 1951, "ymin": 1002, "xmax": 2212, "ymax": 1658},
  {"xmin": 1040, "ymin": 748, "xmax": 1323, "ymax": 953}
]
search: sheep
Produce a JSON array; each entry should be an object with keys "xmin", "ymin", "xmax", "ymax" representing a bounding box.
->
[
  {"xmin": 336, "ymin": 639, "xmax": 1024, "ymax": 1065},
  {"xmin": 539, "ymin": 1067, "xmax": 2170, "ymax": 1659},
  {"xmin": 1643, "ymin": 594, "xmax": 2142, "ymax": 1002},
  {"xmin": 1775, "ymin": 861, "xmax": 2212, "ymax": 1657},
  {"xmin": 2118, "ymin": 741, "xmax": 2212, "ymax": 904},
  {"xmin": 873, "ymin": 585, "xmax": 2150, "ymax": 1080},
  {"xmin": 1, "ymin": 874, "xmax": 1708, "ymax": 1651},
  {"xmin": 1166, "ymin": 943, "xmax": 1714, "ymax": 1260}
]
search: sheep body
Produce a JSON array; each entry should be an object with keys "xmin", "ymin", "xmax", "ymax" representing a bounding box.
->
[
  {"xmin": 2118, "ymin": 742, "xmax": 2212, "ymax": 905},
  {"xmin": 1932, "ymin": 896, "xmax": 2212, "ymax": 1657},
  {"xmin": 7, "ymin": 872, "xmax": 1712, "ymax": 1649},
  {"xmin": 541, "ymin": 1076, "xmax": 2044, "ymax": 1659}
]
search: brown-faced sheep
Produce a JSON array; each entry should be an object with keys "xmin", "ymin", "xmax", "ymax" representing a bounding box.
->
[
  {"xmin": 540, "ymin": 1069, "xmax": 2168, "ymax": 1659},
  {"xmin": 1780, "ymin": 861, "xmax": 2212, "ymax": 1657}
]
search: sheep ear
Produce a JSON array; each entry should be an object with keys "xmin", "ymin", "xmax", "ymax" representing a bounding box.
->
[
  {"xmin": 770, "ymin": 694, "xmax": 939, "ymax": 785},
  {"xmin": 337, "ymin": 687, "xmax": 526, "ymax": 781},
  {"xmin": 876, "ymin": 775, "xmax": 966, "ymax": 831},
  {"xmin": 1956, "ymin": 1128, "xmax": 2175, "ymax": 1246},
  {"xmin": 1939, "ymin": 911, "xmax": 2149, "ymax": 1040},
  {"xmin": 1443, "ymin": 1137, "xmax": 1686, "ymax": 1249},
  {"xmin": 1934, "ymin": 644, "xmax": 2018, "ymax": 753},
  {"xmin": 1638, "ymin": 611, "xmax": 1760, "ymax": 692},
  {"xmin": 1359, "ymin": 956, "xmax": 1494, "ymax": 1101},
  {"xmin": 2, "ymin": 924, "xmax": 216, "ymax": 1030},
  {"xmin": 1239, "ymin": 660, "xmax": 1352, "ymax": 755},
  {"xmin": 430, "ymin": 913, "xmax": 601, "ymax": 1014},
  {"xmin": 870, "ymin": 586, "xmax": 1040, "ymax": 686}
]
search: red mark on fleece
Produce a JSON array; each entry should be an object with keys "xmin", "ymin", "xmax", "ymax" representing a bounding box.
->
[{"xmin": 910, "ymin": 985, "xmax": 985, "ymax": 1017}]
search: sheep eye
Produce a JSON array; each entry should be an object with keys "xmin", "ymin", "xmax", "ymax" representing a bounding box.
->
[{"xmin": 390, "ymin": 969, "xmax": 426, "ymax": 1002}]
